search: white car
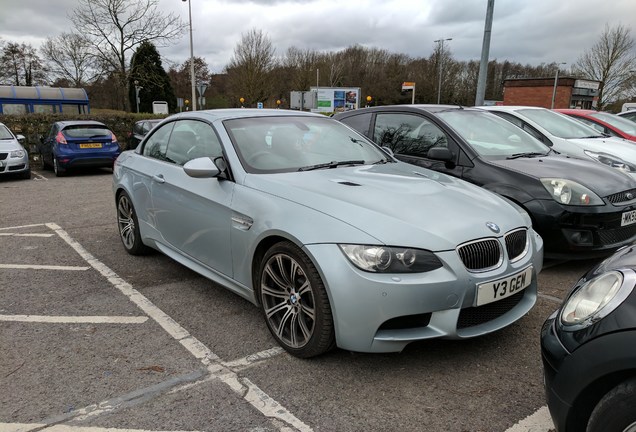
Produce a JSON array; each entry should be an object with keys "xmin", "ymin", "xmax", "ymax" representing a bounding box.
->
[
  {"xmin": 479, "ymin": 106, "xmax": 636, "ymax": 177},
  {"xmin": 0, "ymin": 122, "xmax": 30, "ymax": 179}
]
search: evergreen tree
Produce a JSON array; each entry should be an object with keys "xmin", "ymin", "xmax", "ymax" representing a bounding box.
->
[{"xmin": 128, "ymin": 41, "xmax": 177, "ymax": 113}]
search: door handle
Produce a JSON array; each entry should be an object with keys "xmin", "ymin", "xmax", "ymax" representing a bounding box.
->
[{"xmin": 152, "ymin": 174, "xmax": 165, "ymax": 184}]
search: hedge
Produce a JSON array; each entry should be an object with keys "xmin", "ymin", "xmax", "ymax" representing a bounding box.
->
[{"xmin": 0, "ymin": 111, "xmax": 168, "ymax": 158}]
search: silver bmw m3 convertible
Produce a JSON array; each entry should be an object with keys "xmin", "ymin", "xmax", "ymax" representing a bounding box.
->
[{"xmin": 113, "ymin": 109, "xmax": 544, "ymax": 358}]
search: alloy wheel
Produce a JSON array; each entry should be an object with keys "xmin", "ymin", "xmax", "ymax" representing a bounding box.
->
[{"xmin": 117, "ymin": 194, "xmax": 136, "ymax": 250}]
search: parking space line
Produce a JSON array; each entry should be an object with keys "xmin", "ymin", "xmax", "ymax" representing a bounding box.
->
[
  {"xmin": 0, "ymin": 223, "xmax": 47, "ymax": 231},
  {"xmin": 0, "ymin": 264, "xmax": 89, "ymax": 271},
  {"xmin": 0, "ymin": 422, "xmax": 201, "ymax": 431},
  {"xmin": 30, "ymin": 170, "xmax": 47, "ymax": 181},
  {"xmin": 504, "ymin": 406, "xmax": 553, "ymax": 431},
  {"xmin": 538, "ymin": 293, "xmax": 563, "ymax": 304},
  {"xmin": 223, "ymin": 347, "xmax": 285, "ymax": 371},
  {"xmin": 47, "ymin": 222, "xmax": 312, "ymax": 432},
  {"xmin": 0, "ymin": 315, "xmax": 148, "ymax": 324},
  {"xmin": 0, "ymin": 423, "xmax": 45, "ymax": 432}
]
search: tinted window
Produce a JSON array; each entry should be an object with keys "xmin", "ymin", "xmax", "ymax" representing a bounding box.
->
[
  {"xmin": 0, "ymin": 125, "xmax": 14, "ymax": 140},
  {"xmin": 374, "ymin": 113, "xmax": 447, "ymax": 158},
  {"xmin": 590, "ymin": 112, "xmax": 636, "ymax": 135},
  {"xmin": 340, "ymin": 113, "xmax": 372, "ymax": 137},
  {"xmin": 62, "ymin": 125, "xmax": 110, "ymax": 138},
  {"xmin": 165, "ymin": 120, "xmax": 223, "ymax": 166},
  {"xmin": 517, "ymin": 109, "xmax": 600, "ymax": 139},
  {"xmin": 143, "ymin": 122, "xmax": 174, "ymax": 161}
]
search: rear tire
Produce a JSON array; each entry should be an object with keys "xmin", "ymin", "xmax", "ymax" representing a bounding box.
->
[
  {"xmin": 53, "ymin": 158, "xmax": 66, "ymax": 177},
  {"xmin": 116, "ymin": 191, "xmax": 151, "ymax": 255},
  {"xmin": 587, "ymin": 378, "xmax": 636, "ymax": 432},
  {"xmin": 39, "ymin": 153, "xmax": 49, "ymax": 170},
  {"xmin": 258, "ymin": 241, "xmax": 335, "ymax": 358}
]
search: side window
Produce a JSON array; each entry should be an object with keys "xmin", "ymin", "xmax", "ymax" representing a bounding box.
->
[
  {"xmin": 340, "ymin": 113, "xmax": 373, "ymax": 137},
  {"xmin": 133, "ymin": 122, "xmax": 143, "ymax": 135},
  {"xmin": 374, "ymin": 113, "xmax": 448, "ymax": 158},
  {"xmin": 143, "ymin": 122, "xmax": 174, "ymax": 161},
  {"xmin": 492, "ymin": 112, "xmax": 548, "ymax": 143},
  {"xmin": 48, "ymin": 124, "xmax": 58, "ymax": 140},
  {"xmin": 165, "ymin": 120, "xmax": 223, "ymax": 166}
]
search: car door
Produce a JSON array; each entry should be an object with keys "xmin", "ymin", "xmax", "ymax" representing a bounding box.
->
[
  {"xmin": 150, "ymin": 119, "xmax": 235, "ymax": 277},
  {"xmin": 370, "ymin": 112, "xmax": 464, "ymax": 177},
  {"xmin": 40, "ymin": 123, "xmax": 58, "ymax": 164}
]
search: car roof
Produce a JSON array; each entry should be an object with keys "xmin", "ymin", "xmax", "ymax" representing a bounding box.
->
[
  {"xmin": 478, "ymin": 105, "xmax": 545, "ymax": 112},
  {"xmin": 167, "ymin": 108, "xmax": 325, "ymax": 122},
  {"xmin": 334, "ymin": 104, "xmax": 481, "ymax": 117},
  {"xmin": 554, "ymin": 109, "xmax": 597, "ymax": 115},
  {"xmin": 57, "ymin": 120, "xmax": 107, "ymax": 127}
]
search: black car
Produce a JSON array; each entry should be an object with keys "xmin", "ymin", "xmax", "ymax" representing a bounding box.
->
[
  {"xmin": 334, "ymin": 105, "xmax": 636, "ymax": 258},
  {"xmin": 38, "ymin": 120, "xmax": 120, "ymax": 176},
  {"xmin": 127, "ymin": 119, "xmax": 162, "ymax": 150},
  {"xmin": 541, "ymin": 245, "xmax": 636, "ymax": 432}
]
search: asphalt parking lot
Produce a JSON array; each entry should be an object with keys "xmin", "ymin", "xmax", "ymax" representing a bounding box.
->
[{"xmin": 0, "ymin": 167, "xmax": 603, "ymax": 432}]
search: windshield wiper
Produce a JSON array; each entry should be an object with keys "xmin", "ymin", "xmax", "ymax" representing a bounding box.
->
[
  {"xmin": 506, "ymin": 152, "xmax": 549, "ymax": 160},
  {"xmin": 581, "ymin": 135, "xmax": 608, "ymax": 139},
  {"xmin": 373, "ymin": 159, "xmax": 392, "ymax": 164},
  {"xmin": 298, "ymin": 160, "xmax": 366, "ymax": 171}
]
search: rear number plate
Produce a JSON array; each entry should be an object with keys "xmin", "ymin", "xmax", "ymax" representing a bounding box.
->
[
  {"xmin": 80, "ymin": 143, "xmax": 103, "ymax": 149},
  {"xmin": 476, "ymin": 266, "xmax": 532, "ymax": 306},
  {"xmin": 621, "ymin": 210, "xmax": 636, "ymax": 226}
]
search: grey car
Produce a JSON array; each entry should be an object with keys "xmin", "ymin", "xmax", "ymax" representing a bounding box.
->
[
  {"xmin": 113, "ymin": 109, "xmax": 544, "ymax": 358},
  {"xmin": 0, "ymin": 122, "xmax": 30, "ymax": 179}
]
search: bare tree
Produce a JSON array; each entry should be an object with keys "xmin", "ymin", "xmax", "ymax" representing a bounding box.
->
[
  {"xmin": 70, "ymin": 0, "xmax": 185, "ymax": 110},
  {"xmin": 573, "ymin": 23, "xmax": 636, "ymax": 109},
  {"xmin": 40, "ymin": 33, "xmax": 98, "ymax": 87},
  {"xmin": 225, "ymin": 29, "xmax": 276, "ymax": 106},
  {"xmin": 0, "ymin": 42, "xmax": 48, "ymax": 86}
]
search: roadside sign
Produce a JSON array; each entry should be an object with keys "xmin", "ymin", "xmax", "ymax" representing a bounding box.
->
[
  {"xmin": 402, "ymin": 82, "xmax": 415, "ymax": 90},
  {"xmin": 257, "ymin": 102, "xmax": 264, "ymax": 109}
]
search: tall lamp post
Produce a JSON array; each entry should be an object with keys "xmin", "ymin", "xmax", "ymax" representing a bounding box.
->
[
  {"xmin": 434, "ymin": 38, "xmax": 452, "ymax": 104},
  {"xmin": 182, "ymin": 0, "xmax": 196, "ymax": 111},
  {"xmin": 551, "ymin": 62, "xmax": 567, "ymax": 109},
  {"xmin": 134, "ymin": 80, "xmax": 142, "ymax": 113}
]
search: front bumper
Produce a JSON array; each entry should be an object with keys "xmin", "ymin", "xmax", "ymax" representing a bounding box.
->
[
  {"xmin": 0, "ymin": 153, "xmax": 29, "ymax": 175},
  {"xmin": 304, "ymin": 228, "xmax": 543, "ymax": 353},
  {"xmin": 526, "ymin": 199, "xmax": 636, "ymax": 258}
]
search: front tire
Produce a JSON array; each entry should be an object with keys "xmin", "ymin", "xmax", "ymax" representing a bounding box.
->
[
  {"xmin": 258, "ymin": 241, "xmax": 335, "ymax": 358},
  {"xmin": 116, "ymin": 191, "xmax": 151, "ymax": 255},
  {"xmin": 587, "ymin": 378, "xmax": 636, "ymax": 432}
]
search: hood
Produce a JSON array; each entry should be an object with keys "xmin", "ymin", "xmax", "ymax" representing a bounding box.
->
[
  {"xmin": 490, "ymin": 154, "xmax": 636, "ymax": 197},
  {"xmin": 0, "ymin": 139, "xmax": 22, "ymax": 152},
  {"xmin": 243, "ymin": 162, "xmax": 528, "ymax": 251},
  {"xmin": 567, "ymin": 136, "xmax": 636, "ymax": 165}
]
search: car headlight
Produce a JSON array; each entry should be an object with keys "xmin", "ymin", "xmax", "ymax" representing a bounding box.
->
[
  {"xmin": 560, "ymin": 270, "xmax": 632, "ymax": 327},
  {"xmin": 10, "ymin": 149, "xmax": 25, "ymax": 158},
  {"xmin": 339, "ymin": 245, "xmax": 443, "ymax": 273},
  {"xmin": 584, "ymin": 150, "xmax": 636, "ymax": 173},
  {"xmin": 540, "ymin": 178, "xmax": 603, "ymax": 206}
]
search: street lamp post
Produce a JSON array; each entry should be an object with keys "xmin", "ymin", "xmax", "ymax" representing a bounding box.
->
[
  {"xmin": 551, "ymin": 62, "xmax": 567, "ymax": 109},
  {"xmin": 134, "ymin": 80, "xmax": 142, "ymax": 113},
  {"xmin": 434, "ymin": 38, "xmax": 452, "ymax": 104},
  {"xmin": 183, "ymin": 0, "xmax": 196, "ymax": 111}
]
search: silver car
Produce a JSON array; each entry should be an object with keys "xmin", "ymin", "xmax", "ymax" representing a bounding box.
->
[
  {"xmin": 113, "ymin": 109, "xmax": 544, "ymax": 357},
  {"xmin": 0, "ymin": 122, "xmax": 30, "ymax": 179}
]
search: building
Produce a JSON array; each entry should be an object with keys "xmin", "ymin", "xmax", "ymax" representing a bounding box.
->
[
  {"xmin": 0, "ymin": 85, "xmax": 90, "ymax": 115},
  {"xmin": 502, "ymin": 77, "xmax": 601, "ymax": 109}
]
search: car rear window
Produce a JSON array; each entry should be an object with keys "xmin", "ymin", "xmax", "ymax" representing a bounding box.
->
[{"xmin": 62, "ymin": 125, "xmax": 111, "ymax": 138}]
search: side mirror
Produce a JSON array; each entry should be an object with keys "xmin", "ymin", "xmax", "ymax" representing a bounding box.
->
[
  {"xmin": 183, "ymin": 157, "xmax": 220, "ymax": 178},
  {"xmin": 16, "ymin": 134, "xmax": 26, "ymax": 145},
  {"xmin": 427, "ymin": 147, "xmax": 453, "ymax": 162}
]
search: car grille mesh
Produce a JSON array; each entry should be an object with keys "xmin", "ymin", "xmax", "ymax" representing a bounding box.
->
[
  {"xmin": 0, "ymin": 153, "xmax": 7, "ymax": 161},
  {"xmin": 607, "ymin": 189, "xmax": 636, "ymax": 205},
  {"xmin": 457, "ymin": 290, "xmax": 525, "ymax": 329},
  {"xmin": 598, "ymin": 225, "xmax": 636, "ymax": 245},
  {"xmin": 504, "ymin": 229, "xmax": 527, "ymax": 261},
  {"xmin": 457, "ymin": 239, "xmax": 501, "ymax": 271}
]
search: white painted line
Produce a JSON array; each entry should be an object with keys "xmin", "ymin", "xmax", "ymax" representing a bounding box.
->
[
  {"xmin": 538, "ymin": 293, "xmax": 563, "ymax": 304},
  {"xmin": 0, "ymin": 233, "xmax": 55, "ymax": 237},
  {"xmin": 48, "ymin": 223, "xmax": 311, "ymax": 432},
  {"xmin": 0, "ymin": 223, "xmax": 47, "ymax": 231},
  {"xmin": 504, "ymin": 406, "xmax": 554, "ymax": 432},
  {"xmin": 223, "ymin": 347, "xmax": 285, "ymax": 371},
  {"xmin": 0, "ymin": 424, "xmax": 200, "ymax": 432},
  {"xmin": 0, "ymin": 264, "xmax": 89, "ymax": 271},
  {"xmin": 0, "ymin": 315, "xmax": 148, "ymax": 324},
  {"xmin": 30, "ymin": 170, "xmax": 47, "ymax": 181}
]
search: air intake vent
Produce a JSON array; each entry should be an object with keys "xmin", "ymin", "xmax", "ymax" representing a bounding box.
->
[
  {"xmin": 457, "ymin": 238, "xmax": 502, "ymax": 271},
  {"xmin": 505, "ymin": 229, "xmax": 528, "ymax": 262},
  {"xmin": 336, "ymin": 181, "xmax": 361, "ymax": 186}
]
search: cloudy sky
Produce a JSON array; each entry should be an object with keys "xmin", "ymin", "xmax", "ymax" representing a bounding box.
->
[{"xmin": 1, "ymin": 0, "xmax": 635, "ymax": 74}]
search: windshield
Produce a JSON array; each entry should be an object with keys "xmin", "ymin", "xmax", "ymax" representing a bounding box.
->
[
  {"xmin": 62, "ymin": 125, "xmax": 111, "ymax": 138},
  {"xmin": 517, "ymin": 109, "xmax": 601, "ymax": 139},
  {"xmin": 0, "ymin": 125, "xmax": 15, "ymax": 140},
  {"xmin": 437, "ymin": 110, "xmax": 550, "ymax": 158},
  {"xmin": 590, "ymin": 112, "xmax": 636, "ymax": 135},
  {"xmin": 224, "ymin": 116, "xmax": 389, "ymax": 173}
]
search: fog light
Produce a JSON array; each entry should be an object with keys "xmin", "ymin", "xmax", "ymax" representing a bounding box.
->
[{"xmin": 563, "ymin": 229, "xmax": 593, "ymax": 246}]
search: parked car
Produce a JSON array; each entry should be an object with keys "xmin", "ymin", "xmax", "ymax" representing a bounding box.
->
[
  {"xmin": 38, "ymin": 120, "xmax": 120, "ymax": 177},
  {"xmin": 334, "ymin": 105, "xmax": 636, "ymax": 258},
  {"xmin": 541, "ymin": 244, "xmax": 636, "ymax": 432},
  {"xmin": 555, "ymin": 109, "xmax": 636, "ymax": 141},
  {"xmin": 617, "ymin": 110, "xmax": 636, "ymax": 123},
  {"xmin": 113, "ymin": 109, "xmax": 544, "ymax": 358},
  {"xmin": 478, "ymin": 106, "xmax": 636, "ymax": 177},
  {"xmin": 0, "ymin": 122, "xmax": 30, "ymax": 179},
  {"xmin": 127, "ymin": 119, "xmax": 162, "ymax": 150}
]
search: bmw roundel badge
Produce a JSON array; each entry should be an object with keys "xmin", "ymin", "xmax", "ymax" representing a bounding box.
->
[{"xmin": 486, "ymin": 222, "xmax": 500, "ymax": 234}]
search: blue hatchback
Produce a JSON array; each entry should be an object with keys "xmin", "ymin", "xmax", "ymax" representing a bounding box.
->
[{"xmin": 38, "ymin": 120, "xmax": 120, "ymax": 176}]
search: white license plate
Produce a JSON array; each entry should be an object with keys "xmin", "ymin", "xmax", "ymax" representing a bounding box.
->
[
  {"xmin": 476, "ymin": 266, "xmax": 533, "ymax": 306},
  {"xmin": 621, "ymin": 210, "xmax": 636, "ymax": 227}
]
